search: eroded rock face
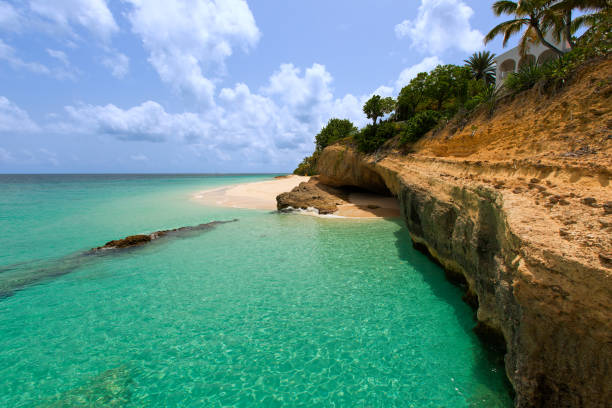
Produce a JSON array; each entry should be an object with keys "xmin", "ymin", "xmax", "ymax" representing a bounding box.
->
[
  {"xmin": 276, "ymin": 177, "xmax": 348, "ymax": 214},
  {"xmin": 316, "ymin": 145, "xmax": 612, "ymax": 408}
]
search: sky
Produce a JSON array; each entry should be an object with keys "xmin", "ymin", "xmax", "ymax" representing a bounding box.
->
[{"xmin": 0, "ymin": 0, "xmax": 515, "ymax": 173}]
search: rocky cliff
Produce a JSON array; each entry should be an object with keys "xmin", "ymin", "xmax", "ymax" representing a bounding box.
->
[{"xmin": 282, "ymin": 57, "xmax": 612, "ymax": 407}]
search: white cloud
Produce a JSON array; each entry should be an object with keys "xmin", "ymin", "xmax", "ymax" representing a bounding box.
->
[
  {"xmin": 0, "ymin": 1, "xmax": 21, "ymax": 31},
  {"xmin": 372, "ymin": 85, "xmax": 394, "ymax": 98},
  {"xmin": 0, "ymin": 39, "xmax": 50, "ymax": 75},
  {"xmin": 29, "ymin": 0, "xmax": 118, "ymax": 40},
  {"xmin": 0, "ymin": 96, "xmax": 39, "ymax": 132},
  {"xmin": 125, "ymin": 0, "xmax": 260, "ymax": 104},
  {"xmin": 395, "ymin": 0, "xmax": 483, "ymax": 55},
  {"xmin": 395, "ymin": 56, "xmax": 442, "ymax": 91},
  {"xmin": 63, "ymin": 101, "xmax": 212, "ymax": 143},
  {"xmin": 52, "ymin": 62, "xmax": 369, "ymax": 167},
  {"xmin": 102, "ymin": 52, "xmax": 130, "ymax": 78},
  {"xmin": 47, "ymin": 49, "xmax": 69, "ymax": 66}
]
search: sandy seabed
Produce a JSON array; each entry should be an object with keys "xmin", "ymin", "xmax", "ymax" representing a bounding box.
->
[{"xmin": 193, "ymin": 175, "xmax": 400, "ymax": 218}]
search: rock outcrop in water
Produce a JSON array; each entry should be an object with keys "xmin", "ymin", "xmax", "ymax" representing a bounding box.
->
[
  {"xmin": 276, "ymin": 177, "xmax": 347, "ymax": 214},
  {"xmin": 0, "ymin": 220, "xmax": 237, "ymax": 299},
  {"xmin": 280, "ymin": 58, "xmax": 612, "ymax": 407},
  {"xmin": 92, "ymin": 220, "xmax": 237, "ymax": 251}
]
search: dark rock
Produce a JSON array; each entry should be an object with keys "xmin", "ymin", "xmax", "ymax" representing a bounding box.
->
[
  {"xmin": 276, "ymin": 177, "xmax": 348, "ymax": 214},
  {"xmin": 93, "ymin": 220, "xmax": 238, "ymax": 251},
  {"xmin": 530, "ymin": 178, "xmax": 540, "ymax": 184},
  {"xmin": 599, "ymin": 219, "xmax": 612, "ymax": 228},
  {"xmin": 603, "ymin": 202, "xmax": 612, "ymax": 215},
  {"xmin": 100, "ymin": 234, "xmax": 153, "ymax": 249},
  {"xmin": 599, "ymin": 252, "xmax": 612, "ymax": 267},
  {"xmin": 581, "ymin": 197, "xmax": 599, "ymax": 207}
]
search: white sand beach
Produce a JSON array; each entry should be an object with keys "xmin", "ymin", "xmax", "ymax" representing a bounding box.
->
[
  {"xmin": 194, "ymin": 175, "xmax": 400, "ymax": 218},
  {"xmin": 193, "ymin": 175, "xmax": 310, "ymax": 210}
]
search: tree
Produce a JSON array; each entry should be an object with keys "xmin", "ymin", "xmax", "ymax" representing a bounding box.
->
[
  {"xmin": 464, "ymin": 51, "xmax": 497, "ymax": 85},
  {"xmin": 424, "ymin": 65, "xmax": 470, "ymax": 111},
  {"xmin": 484, "ymin": 0, "xmax": 566, "ymax": 56},
  {"xmin": 548, "ymin": 0, "xmax": 610, "ymax": 48},
  {"xmin": 396, "ymin": 72, "xmax": 429, "ymax": 120},
  {"xmin": 363, "ymin": 95, "xmax": 395, "ymax": 126},
  {"xmin": 315, "ymin": 118, "xmax": 357, "ymax": 151}
]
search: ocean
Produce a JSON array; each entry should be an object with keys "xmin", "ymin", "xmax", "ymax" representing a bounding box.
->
[{"xmin": 0, "ymin": 174, "xmax": 512, "ymax": 407}]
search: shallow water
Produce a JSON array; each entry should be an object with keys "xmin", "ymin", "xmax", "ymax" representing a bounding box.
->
[{"xmin": 0, "ymin": 174, "xmax": 512, "ymax": 407}]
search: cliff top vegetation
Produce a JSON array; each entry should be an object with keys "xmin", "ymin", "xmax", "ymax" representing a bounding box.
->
[{"xmin": 294, "ymin": 2, "xmax": 610, "ymax": 176}]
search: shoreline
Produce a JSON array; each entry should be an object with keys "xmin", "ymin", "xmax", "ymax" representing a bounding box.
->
[{"xmin": 193, "ymin": 175, "xmax": 401, "ymax": 219}]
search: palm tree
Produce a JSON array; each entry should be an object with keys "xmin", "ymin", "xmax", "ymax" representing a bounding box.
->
[
  {"xmin": 464, "ymin": 51, "xmax": 497, "ymax": 85},
  {"xmin": 484, "ymin": 1, "xmax": 565, "ymax": 56},
  {"xmin": 548, "ymin": 0, "xmax": 610, "ymax": 48}
]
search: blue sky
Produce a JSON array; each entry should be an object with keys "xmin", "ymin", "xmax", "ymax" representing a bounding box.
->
[{"xmin": 0, "ymin": 0, "xmax": 513, "ymax": 173}]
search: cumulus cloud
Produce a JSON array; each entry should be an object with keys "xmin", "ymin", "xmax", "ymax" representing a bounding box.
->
[
  {"xmin": 102, "ymin": 52, "xmax": 130, "ymax": 78},
  {"xmin": 0, "ymin": 96, "xmax": 39, "ymax": 132},
  {"xmin": 395, "ymin": 56, "xmax": 442, "ymax": 91},
  {"xmin": 29, "ymin": 0, "xmax": 118, "ymax": 40},
  {"xmin": 51, "ymin": 61, "xmax": 371, "ymax": 167},
  {"xmin": 395, "ymin": 0, "xmax": 483, "ymax": 55},
  {"xmin": 55, "ymin": 56, "xmax": 454, "ymax": 165},
  {"xmin": 63, "ymin": 101, "xmax": 212, "ymax": 143},
  {"xmin": 125, "ymin": 0, "xmax": 260, "ymax": 104}
]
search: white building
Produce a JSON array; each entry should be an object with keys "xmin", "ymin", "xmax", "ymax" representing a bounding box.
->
[{"xmin": 494, "ymin": 31, "xmax": 571, "ymax": 87}]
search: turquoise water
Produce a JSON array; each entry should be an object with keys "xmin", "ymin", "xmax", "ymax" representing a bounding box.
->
[{"xmin": 0, "ymin": 174, "xmax": 512, "ymax": 407}]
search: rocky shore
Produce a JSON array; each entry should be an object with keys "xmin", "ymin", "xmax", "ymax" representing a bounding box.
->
[{"xmin": 277, "ymin": 58, "xmax": 612, "ymax": 407}]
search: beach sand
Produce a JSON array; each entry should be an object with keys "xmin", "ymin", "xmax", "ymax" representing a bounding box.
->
[
  {"xmin": 194, "ymin": 175, "xmax": 310, "ymax": 210},
  {"xmin": 335, "ymin": 192, "xmax": 400, "ymax": 218},
  {"xmin": 194, "ymin": 175, "xmax": 400, "ymax": 218}
]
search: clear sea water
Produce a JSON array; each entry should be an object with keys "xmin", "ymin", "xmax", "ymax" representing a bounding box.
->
[{"xmin": 0, "ymin": 174, "xmax": 512, "ymax": 407}]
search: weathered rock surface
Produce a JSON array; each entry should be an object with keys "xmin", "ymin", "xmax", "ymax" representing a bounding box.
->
[
  {"xmin": 281, "ymin": 56, "xmax": 612, "ymax": 406},
  {"xmin": 93, "ymin": 220, "xmax": 237, "ymax": 251},
  {"xmin": 276, "ymin": 177, "xmax": 348, "ymax": 214},
  {"xmin": 315, "ymin": 144, "xmax": 611, "ymax": 408}
]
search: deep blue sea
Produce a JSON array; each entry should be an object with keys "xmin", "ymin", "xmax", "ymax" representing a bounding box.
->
[{"xmin": 0, "ymin": 174, "xmax": 512, "ymax": 407}]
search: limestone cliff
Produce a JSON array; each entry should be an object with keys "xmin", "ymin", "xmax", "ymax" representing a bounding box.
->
[{"xmin": 284, "ymin": 57, "xmax": 612, "ymax": 407}]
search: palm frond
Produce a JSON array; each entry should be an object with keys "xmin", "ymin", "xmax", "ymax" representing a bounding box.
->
[
  {"xmin": 492, "ymin": 1, "xmax": 520, "ymax": 16},
  {"xmin": 571, "ymin": 12, "xmax": 603, "ymax": 33},
  {"xmin": 484, "ymin": 19, "xmax": 527, "ymax": 44},
  {"xmin": 501, "ymin": 20, "xmax": 528, "ymax": 47}
]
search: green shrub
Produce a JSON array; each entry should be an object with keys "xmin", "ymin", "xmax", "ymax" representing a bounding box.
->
[
  {"xmin": 505, "ymin": 64, "xmax": 544, "ymax": 92},
  {"xmin": 355, "ymin": 122, "xmax": 396, "ymax": 153},
  {"xmin": 293, "ymin": 151, "xmax": 319, "ymax": 176},
  {"xmin": 315, "ymin": 118, "xmax": 357, "ymax": 151},
  {"xmin": 400, "ymin": 110, "xmax": 441, "ymax": 144}
]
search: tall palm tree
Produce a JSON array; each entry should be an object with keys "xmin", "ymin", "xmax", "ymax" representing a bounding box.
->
[
  {"xmin": 464, "ymin": 51, "xmax": 497, "ymax": 85},
  {"xmin": 548, "ymin": 0, "xmax": 610, "ymax": 48},
  {"xmin": 484, "ymin": 1, "xmax": 565, "ymax": 56}
]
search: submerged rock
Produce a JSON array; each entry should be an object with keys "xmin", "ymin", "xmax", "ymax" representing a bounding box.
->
[
  {"xmin": 0, "ymin": 220, "xmax": 237, "ymax": 299},
  {"xmin": 92, "ymin": 220, "xmax": 238, "ymax": 251},
  {"xmin": 38, "ymin": 366, "xmax": 133, "ymax": 407}
]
